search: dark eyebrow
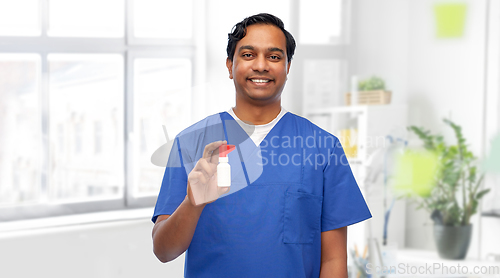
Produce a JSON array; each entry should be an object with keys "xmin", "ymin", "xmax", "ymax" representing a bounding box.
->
[
  {"xmin": 237, "ymin": 45, "xmax": 285, "ymax": 56},
  {"xmin": 268, "ymin": 47, "xmax": 285, "ymax": 55},
  {"xmin": 238, "ymin": 45, "xmax": 254, "ymax": 53}
]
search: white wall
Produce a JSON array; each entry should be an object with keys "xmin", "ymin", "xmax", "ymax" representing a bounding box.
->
[
  {"xmin": 354, "ymin": 0, "xmax": 500, "ymax": 259},
  {"xmin": 353, "ymin": 0, "xmax": 410, "ymax": 107},
  {"xmin": 406, "ymin": 0, "xmax": 488, "ymax": 257},
  {"xmin": 351, "ymin": 6, "xmax": 411, "ymax": 251},
  {"xmin": 407, "ymin": 0, "xmax": 486, "ymax": 152},
  {"xmin": 0, "ymin": 218, "xmax": 185, "ymax": 278}
]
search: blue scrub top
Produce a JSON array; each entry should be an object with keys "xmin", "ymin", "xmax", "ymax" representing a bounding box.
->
[{"xmin": 153, "ymin": 112, "xmax": 372, "ymax": 278}]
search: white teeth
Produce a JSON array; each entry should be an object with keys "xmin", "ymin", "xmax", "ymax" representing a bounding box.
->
[{"xmin": 251, "ymin": 79, "xmax": 270, "ymax": 83}]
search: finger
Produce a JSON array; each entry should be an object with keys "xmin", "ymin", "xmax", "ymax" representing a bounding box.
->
[
  {"xmin": 188, "ymin": 171, "xmax": 208, "ymax": 185},
  {"xmin": 218, "ymin": 186, "xmax": 230, "ymax": 195},
  {"xmin": 196, "ymin": 159, "xmax": 215, "ymax": 180},
  {"xmin": 202, "ymin": 140, "xmax": 227, "ymax": 159}
]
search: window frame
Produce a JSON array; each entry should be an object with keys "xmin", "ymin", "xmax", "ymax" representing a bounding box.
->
[
  {"xmin": 125, "ymin": 49, "xmax": 195, "ymax": 208},
  {"xmin": 0, "ymin": 0, "xmax": 199, "ymax": 221},
  {"xmin": 126, "ymin": 0, "xmax": 195, "ymax": 46},
  {"xmin": 0, "ymin": 0, "xmax": 351, "ymax": 222},
  {"xmin": 297, "ymin": 0, "xmax": 350, "ymax": 46},
  {"xmin": 289, "ymin": 0, "xmax": 352, "ymax": 115}
]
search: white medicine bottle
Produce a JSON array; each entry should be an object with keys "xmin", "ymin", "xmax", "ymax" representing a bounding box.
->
[{"xmin": 217, "ymin": 144, "xmax": 235, "ymax": 187}]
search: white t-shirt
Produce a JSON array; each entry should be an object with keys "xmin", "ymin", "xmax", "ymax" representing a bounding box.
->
[{"xmin": 227, "ymin": 107, "xmax": 288, "ymax": 146}]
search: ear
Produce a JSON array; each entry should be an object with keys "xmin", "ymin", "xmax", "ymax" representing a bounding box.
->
[
  {"xmin": 286, "ymin": 61, "xmax": 291, "ymax": 75},
  {"xmin": 226, "ymin": 58, "xmax": 233, "ymax": 79}
]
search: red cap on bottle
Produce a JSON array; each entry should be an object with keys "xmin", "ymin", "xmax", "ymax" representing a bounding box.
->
[{"xmin": 219, "ymin": 144, "xmax": 236, "ymax": 157}]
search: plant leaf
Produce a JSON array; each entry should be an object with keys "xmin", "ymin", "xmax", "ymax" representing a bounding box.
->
[{"xmin": 476, "ymin": 188, "xmax": 491, "ymax": 200}]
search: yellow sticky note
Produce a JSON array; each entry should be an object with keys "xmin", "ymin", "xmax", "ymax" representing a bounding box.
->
[
  {"xmin": 393, "ymin": 150, "xmax": 438, "ymax": 197},
  {"xmin": 434, "ymin": 3, "xmax": 467, "ymax": 38}
]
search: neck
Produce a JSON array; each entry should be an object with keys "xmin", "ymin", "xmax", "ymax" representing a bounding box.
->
[{"xmin": 233, "ymin": 99, "xmax": 281, "ymax": 125}]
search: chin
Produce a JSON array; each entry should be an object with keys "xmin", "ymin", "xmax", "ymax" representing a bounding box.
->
[{"xmin": 248, "ymin": 93, "xmax": 281, "ymax": 104}]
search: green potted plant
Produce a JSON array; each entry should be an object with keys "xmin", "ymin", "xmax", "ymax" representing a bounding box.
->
[
  {"xmin": 345, "ymin": 76, "xmax": 392, "ymax": 106},
  {"xmin": 358, "ymin": 76, "xmax": 386, "ymax": 91},
  {"xmin": 401, "ymin": 119, "xmax": 490, "ymax": 259}
]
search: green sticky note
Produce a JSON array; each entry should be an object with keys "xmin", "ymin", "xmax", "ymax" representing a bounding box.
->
[
  {"xmin": 434, "ymin": 3, "xmax": 467, "ymax": 38},
  {"xmin": 483, "ymin": 134, "xmax": 500, "ymax": 174},
  {"xmin": 393, "ymin": 150, "xmax": 438, "ymax": 198}
]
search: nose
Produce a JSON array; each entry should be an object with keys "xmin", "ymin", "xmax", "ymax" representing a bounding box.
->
[{"xmin": 252, "ymin": 55, "xmax": 269, "ymax": 72}]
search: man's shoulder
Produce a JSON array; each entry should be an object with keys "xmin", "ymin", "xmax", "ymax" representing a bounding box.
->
[
  {"xmin": 285, "ymin": 112, "xmax": 338, "ymax": 141},
  {"xmin": 172, "ymin": 112, "xmax": 227, "ymax": 161}
]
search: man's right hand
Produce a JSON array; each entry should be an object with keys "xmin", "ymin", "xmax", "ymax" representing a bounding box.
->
[
  {"xmin": 153, "ymin": 141, "xmax": 230, "ymax": 262},
  {"xmin": 187, "ymin": 140, "xmax": 230, "ymax": 206}
]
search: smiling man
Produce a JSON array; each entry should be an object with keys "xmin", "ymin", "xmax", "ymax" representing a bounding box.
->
[
  {"xmin": 226, "ymin": 22, "xmax": 290, "ymax": 121},
  {"xmin": 152, "ymin": 13, "xmax": 371, "ymax": 278}
]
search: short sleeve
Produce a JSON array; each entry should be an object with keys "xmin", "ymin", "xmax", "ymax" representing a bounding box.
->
[
  {"xmin": 321, "ymin": 138, "xmax": 372, "ymax": 232},
  {"xmin": 152, "ymin": 137, "xmax": 188, "ymax": 223}
]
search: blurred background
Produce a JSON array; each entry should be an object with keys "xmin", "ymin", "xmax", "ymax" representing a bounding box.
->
[{"xmin": 0, "ymin": 0, "xmax": 499, "ymax": 277}]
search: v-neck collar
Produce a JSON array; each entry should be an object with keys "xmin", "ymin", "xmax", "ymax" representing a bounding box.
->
[{"xmin": 221, "ymin": 111, "xmax": 289, "ymax": 149}]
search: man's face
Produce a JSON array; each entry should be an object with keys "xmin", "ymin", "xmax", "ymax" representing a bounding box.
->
[{"xmin": 226, "ymin": 24, "xmax": 291, "ymax": 106}]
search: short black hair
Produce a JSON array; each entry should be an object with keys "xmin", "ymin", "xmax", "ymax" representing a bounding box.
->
[{"xmin": 227, "ymin": 13, "xmax": 296, "ymax": 63}]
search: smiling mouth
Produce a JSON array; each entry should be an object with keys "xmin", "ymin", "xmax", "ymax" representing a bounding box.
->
[{"xmin": 249, "ymin": 79, "xmax": 271, "ymax": 83}]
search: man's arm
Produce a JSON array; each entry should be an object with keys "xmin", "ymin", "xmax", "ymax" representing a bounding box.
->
[
  {"xmin": 152, "ymin": 140, "xmax": 228, "ymax": 263},
  {"xmin": 152, "ymin": 195, "xmax": 206, "ymax": 263},
  {"xmin": 320, "ymin": 226, "xmax": 348, "ymax": 278}
]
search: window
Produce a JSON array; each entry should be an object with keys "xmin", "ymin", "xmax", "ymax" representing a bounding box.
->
[
  {"xmin": 132, "ymin": 0, "xmax": 193, "ymax": 39},
  {"xmin": 47, "ymin": 0, "xmax": 124, "ymax": 37},
  {"xmin": 0, "ymin": 54, "xmax": 41, "ymax": 206},
  {"xmin": 0, "ymin": 1, "xmax": 40, "ymax": 36},
  {"xmin": 48, "ymin": 54, "xmax": 124, "ymax": 202},
  {"xmin": 0, "ymin": 0, "xmax": 197, "ymax": 220},
  {"xmin": 94, "ymin": 121, "xmax": 102, "ymax": 154},
  {"xmin": 0, "ymin": 0, "xmax": 352, "ymax": 221},
  {"xmin": 294, "ymin": 0, "xmax": 351, "ymax": 113},
  {"xmin": 299, "ymin": 0, "xmax": 344, "ymax": 44},
  {"xmin": 132, "ymin": 57, "xmax": 192, "ymax": 196}
]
